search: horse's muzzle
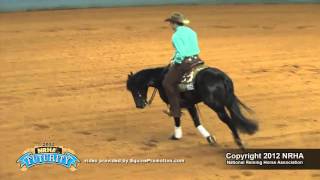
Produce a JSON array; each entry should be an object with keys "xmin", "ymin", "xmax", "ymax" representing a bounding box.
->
[
  {"xmin": 136, "ymin": 104, "xmax": 145, "ymax": 109},
  {"xmin": 136, "ymin": 100, "xmax": 147, "ymax": 109}
]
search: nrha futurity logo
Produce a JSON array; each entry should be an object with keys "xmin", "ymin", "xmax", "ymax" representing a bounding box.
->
[{"xmin": 17, "ymin": 143, "xmax": 80, "ymax": 171}]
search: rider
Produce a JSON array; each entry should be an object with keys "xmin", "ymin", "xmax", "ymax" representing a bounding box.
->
[{"xmin": 162, "ymin": 12, "xmax": 201, "ymax": 118}]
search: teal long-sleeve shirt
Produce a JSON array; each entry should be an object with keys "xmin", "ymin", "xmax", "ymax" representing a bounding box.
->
[{"xmin": 172, "ymin": 26, "xmax": 200, "ymax": 64}]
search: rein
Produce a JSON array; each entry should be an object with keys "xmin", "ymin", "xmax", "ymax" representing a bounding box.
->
[{"xmin": 147, "ymin": 88, "xmax": 157, "ymax": 105}]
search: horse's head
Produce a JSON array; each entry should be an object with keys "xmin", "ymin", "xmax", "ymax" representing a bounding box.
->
[{"xmin": 126, "ymin": 71, "xmax": 148, "ymax": 109}]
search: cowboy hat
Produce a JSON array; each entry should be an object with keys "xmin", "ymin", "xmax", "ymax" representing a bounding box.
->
[{"xmin": 164, "ymin": 12, "xmax": 190, "ymax": 25}]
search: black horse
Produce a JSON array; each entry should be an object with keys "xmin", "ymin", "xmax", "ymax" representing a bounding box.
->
[{"xmin": 126, "ymin": 66, "xmax": 258, "ymax": 149}]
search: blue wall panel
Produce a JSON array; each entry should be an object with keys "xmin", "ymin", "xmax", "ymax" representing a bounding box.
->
[{"xmin": 0, "ymin": 0, "xmax": 319, "ymax": 12}]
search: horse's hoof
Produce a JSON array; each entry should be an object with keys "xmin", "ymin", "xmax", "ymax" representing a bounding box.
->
[
  {"xmin": 235, "ymin": 139, "xmax": 245, "ymax": 150},
  {"xmin": 206, "ymin": 136, "xmax": 217, "ymax": 145},
  {"xmin": 170, "ymin": 135, "xmax": 181, "ymax": 140}
]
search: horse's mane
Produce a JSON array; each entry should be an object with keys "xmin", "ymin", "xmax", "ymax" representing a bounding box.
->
[
  {"xmin": 127, "ymin": 66, "xmax": 167, "ymax": 90},
  {"xmin": 138, "ymin": 66, "xmax": 166, "ymax": 76}
]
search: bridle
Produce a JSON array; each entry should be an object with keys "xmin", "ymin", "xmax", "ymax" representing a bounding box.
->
[
  {"xmin": 137, "ymin": 88, "xmax": 157, "ymax": 106},
  {"xmin": 147, "ymin": 88, "xmax": 157, "ymax": 105},
  {"xmin": 129, "ymin": 70, "xmax": 160, "ymax": 107}
]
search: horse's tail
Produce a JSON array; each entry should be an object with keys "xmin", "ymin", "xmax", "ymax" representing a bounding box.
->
[{"xmin": 224, "ymin": 78, "xmax": 258, "ymax": 135}]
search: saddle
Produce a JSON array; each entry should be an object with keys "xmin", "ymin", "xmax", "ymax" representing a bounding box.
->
[{"xmin": 178, "ymin": 60, "xmax": 208, "ymax": 92}]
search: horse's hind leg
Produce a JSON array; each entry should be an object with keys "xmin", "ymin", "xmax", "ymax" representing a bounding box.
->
[
  {"xmin": 206, "ymin": 103, "xmax": 245, "ymax": 149},
  {"xmin": 187, "ymin": 106, "xmax": 217, "ymax": 145}
]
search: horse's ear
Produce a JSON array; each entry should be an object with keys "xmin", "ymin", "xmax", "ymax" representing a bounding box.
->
[{"xmin": 128, "ymin": 71, "xmax": 134, "ymax": 79}]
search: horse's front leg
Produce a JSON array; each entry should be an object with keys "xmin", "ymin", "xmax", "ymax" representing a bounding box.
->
[
  {"xmin": 170, "ymin": 117, "xmax": 182, "ymax": 140},
  {"xmin": 187, "ymin": 106, "xmax": 217, "ymax": 145}
]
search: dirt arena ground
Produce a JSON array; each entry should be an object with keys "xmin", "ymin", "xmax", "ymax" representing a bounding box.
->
[{"xmin": 1, "ymin": 4, "xmax": 320, "ymax": 180}]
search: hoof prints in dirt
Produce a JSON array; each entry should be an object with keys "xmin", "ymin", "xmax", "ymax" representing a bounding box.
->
[
  {"xmin": 205, "ymin": 162, "xmax": 216, "ymax": 167},
  {"xmin": 308, "ymin": 68, "xmax": 320, "ymax": 74},
  {"xmin": 281, "ymin": 64, "xmax": 300, "ymax": 74},
  {"xmin": 276, "ymin": 123, "xmax": 287, "ymax": 128},
  {"xmin": 280, "ymin": 64, "xmax": 320, "ymax": 75},
  {"xmin": 39, "ymin": 27, "xmax": 98, "ymax": 33},
  {"xmin": 75, "ymin": 131, "xmax": 92, "ymax": 135},
  {"xmin": 33, "ymin": 123, "xmax": 50, "ymax": 130},
  {"xmin": 230, "ymin": 175, "xmax": 240, "ymax": 179},
  {"xmin": 0, "ymin": 30, "xmax": 21, "ymax": 33},
  {"xmin": 249, "ymin": 25, "xmax": 275, "ymax": 30},
  {"xmin": 242, "ymin": 171, "xmax": 254, "ymax": 176},
  {"xmin": 186, "ymin": 132, "xmax": 197, "ymax": 136},
  {"xmin": 141, "ymin": 139, "xmax": 159, "ymax": 150},
  {"xmin": 107, "ymin": 137, "xmax": 117, "ymax": 142},
  {"xmin": 211, "ymin": 25, "xmax": 235, "ymax": 29},
  {"xmin": 76, "ymin": 27, "xmax": 98, "ymax": 31},
  {"xmin": 249, "ymin": 64, "xmax": 320, "ymax": 76},
  {"xmin": 312, "ymin": 174, "xmax": 320, "ymax": 177},
  {"xmin": 296, "ymin": 25, "xmax": 315, "ymax": 29},
  {"xmin": 125, "ymin": 26, "xmax": 133, "ymax": 31},
  {"xmin": 250, "ymin": 68, "xmax": 270, "ymax": 74},
  {"xmin": 39, "ymin": 28, "xmax": 64, "ymax": 33},
  {"xmin": 261, "ymin": 26, "xmax": 274, "ymax": 30}
]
